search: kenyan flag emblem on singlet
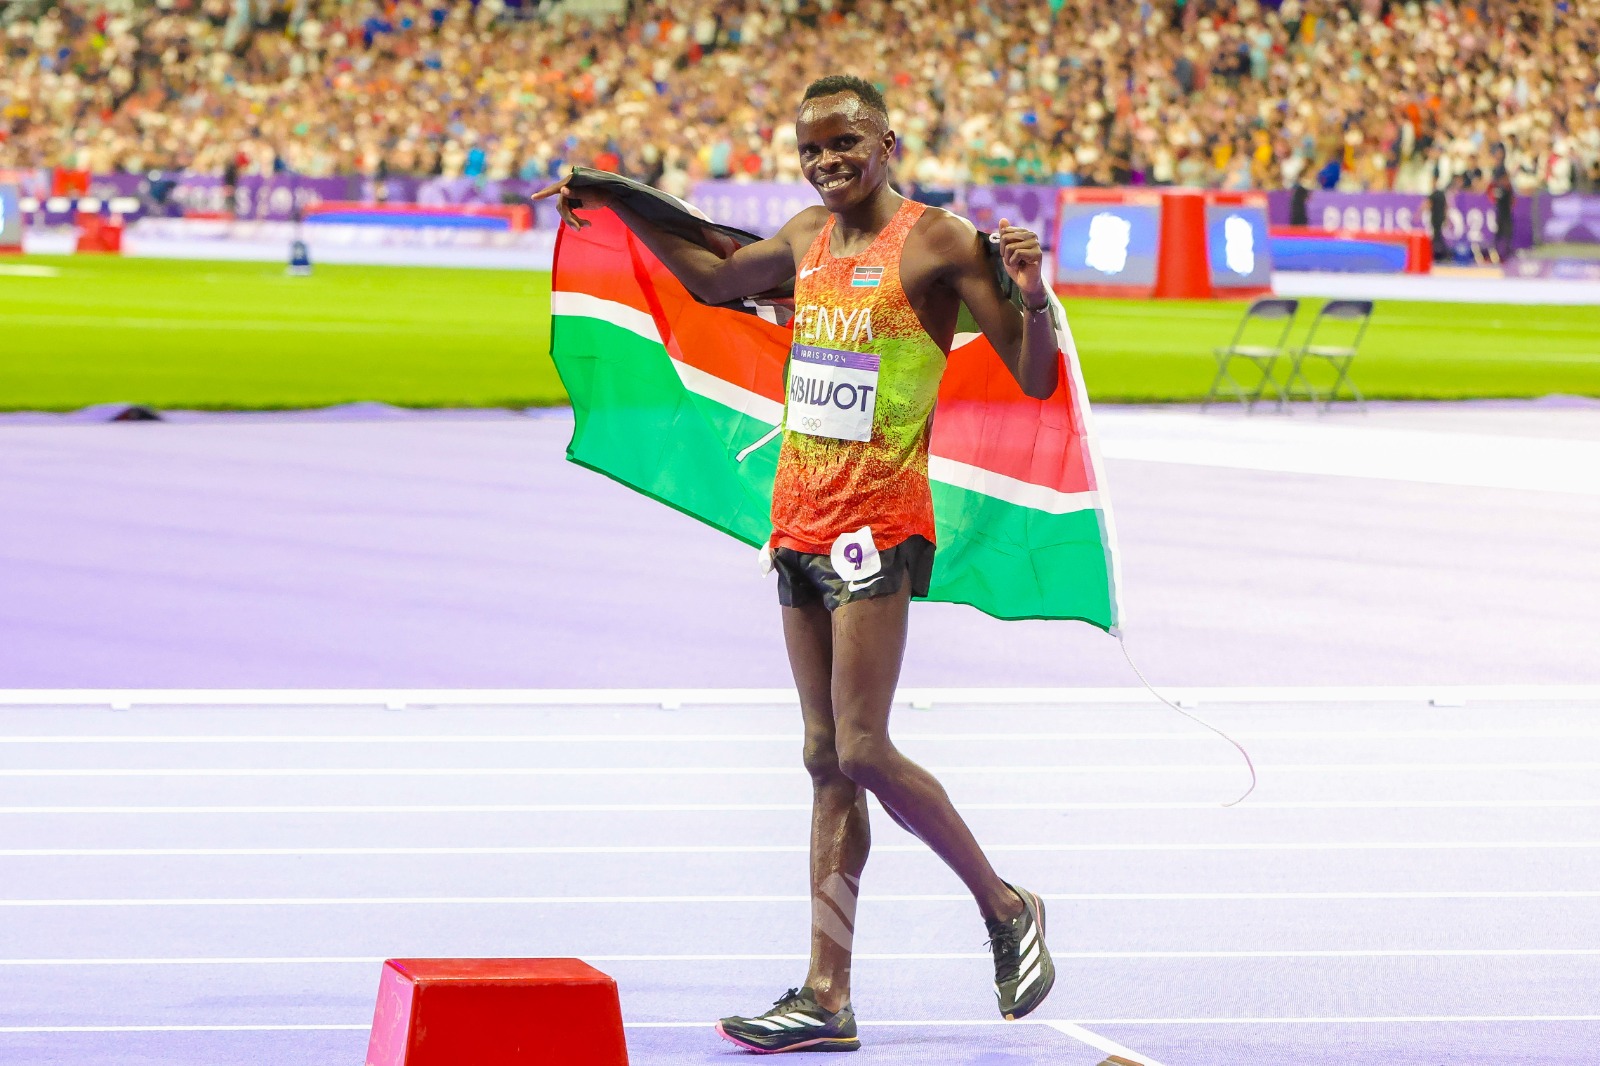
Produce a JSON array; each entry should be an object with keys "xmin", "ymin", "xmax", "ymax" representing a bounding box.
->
[{"xmin": 851, "ymin": 266, "xmax": 884, "ymax": 287}]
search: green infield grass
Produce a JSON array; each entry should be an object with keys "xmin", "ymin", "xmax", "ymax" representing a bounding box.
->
[
  {"xmin": 1, "ymin": 254, "xmax": 1597, "ymax": 410},
  {"xmin": 0, "ymin": 256, "xmax": 556, "ymax": 411}
]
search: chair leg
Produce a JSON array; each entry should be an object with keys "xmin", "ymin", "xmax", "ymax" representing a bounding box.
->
[
  {"xmin": 1256, "ymin": 356, "xmax": 1287, "ymax": 413},
  {"xmin": 1203, "ymin": 355, "xmax": 1222, "ymax": 408},
  {"xmin": 1203, "ymin": 354, "xmax": 1249, "ymax": 412},
  {"xmin": 1281, "ymin": 354, "xmax": 1308, "ymax": 414},
  {"xmin": 1326, "ymin": 356, "xmax": 1365, "ymax": 414},
  {"xmin": 1245, "ymin": 356, "xmax": 1271, "ymax": 413}
]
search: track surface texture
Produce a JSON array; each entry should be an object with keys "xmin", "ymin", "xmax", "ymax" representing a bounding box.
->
[
  {"xmin": 0, "ymin": 697, "xmax": 1596, "ymax": 1065},
  {"xmin": 1, "ymin": 402, "xmax": 1597, "ymax": 688},
  {"xmin": 2, "ymin": 400, "xmax": 1598, "ymax": 1063}
]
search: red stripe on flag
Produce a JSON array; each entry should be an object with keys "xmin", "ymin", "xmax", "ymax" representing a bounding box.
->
[
  {"xmin": 555, "ymin": 210, "xmax": 788, "ymax": 407},
  {"xmin": 627, "ymin": 237, "xmax": 789, "ymax": 407},
  {"xmin": 552, "ymin": 214, "xmax": 654, "ymax": 318},
  {"xmin": 930, "ymin": 337, "xmax": 1097, "ymax": 496}
]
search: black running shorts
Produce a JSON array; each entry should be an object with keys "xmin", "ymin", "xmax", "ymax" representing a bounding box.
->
[{"xmin": 774, "ymin": 535, "xmax": 935, "ymax": 612}]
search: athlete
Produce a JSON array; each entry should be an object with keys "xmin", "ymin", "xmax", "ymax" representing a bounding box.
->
[{"xmin": 537, "ymin": 75, "xmax": 1062, "ymax": 1054}]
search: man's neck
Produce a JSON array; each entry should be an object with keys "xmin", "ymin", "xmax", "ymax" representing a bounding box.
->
[{"xmin": 830, "ymin": 182, "xmax": 903, "ymax": 247}]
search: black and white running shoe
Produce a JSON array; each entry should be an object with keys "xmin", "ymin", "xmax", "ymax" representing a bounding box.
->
[
  {"xmin": 986, "ymin": 883, "xmax": 1055, "ymax": 1020},
  {"xmin": 715, "ymin": 986, "xmax": 860, "ymax": 1054}
]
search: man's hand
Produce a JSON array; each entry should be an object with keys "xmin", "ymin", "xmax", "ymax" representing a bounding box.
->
[
  {"xmin": 530, "ymin": 174, "xmax": 611, "ymax": 229},
  {"xmin": 995, "ymin": 217, "xmax": 1048, "ymax": 305}
]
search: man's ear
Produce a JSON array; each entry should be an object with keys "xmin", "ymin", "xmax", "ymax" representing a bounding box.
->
[{"xmin": 881, "ymin": 129, "xmax": 898, "ymax": 158}]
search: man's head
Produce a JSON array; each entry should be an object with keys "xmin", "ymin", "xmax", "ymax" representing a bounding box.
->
[{"xmin": 796, "ymin": 75, "xmax": 895, "ymax": 211}]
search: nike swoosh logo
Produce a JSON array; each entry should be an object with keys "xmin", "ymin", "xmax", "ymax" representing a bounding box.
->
[
  {"xmin": 846, "ymin": 576, "xmax": 884, "ymax": 593},
  {"xmin": 800, "ymin": 266, "xmax": 821, "ymax": 279}
]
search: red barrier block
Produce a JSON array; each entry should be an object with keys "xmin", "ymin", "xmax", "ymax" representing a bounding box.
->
[
  {"xmin": 1153, "ymin": 189, "xmax": 1212, "ymax": 300},
  {"xmin": 365, "ymin": 958, "xmax": 629, "ymax": 1066}
]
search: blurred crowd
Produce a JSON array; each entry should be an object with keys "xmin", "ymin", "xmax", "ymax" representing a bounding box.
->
[{"xmin": 3, "ymin": 0, "xmax": 1599, "ymax": 195}]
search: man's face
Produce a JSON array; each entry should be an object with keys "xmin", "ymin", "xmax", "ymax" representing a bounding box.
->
[{"xmin": 795, "ymin": 92, "xmax": 894, "ymax": 211}]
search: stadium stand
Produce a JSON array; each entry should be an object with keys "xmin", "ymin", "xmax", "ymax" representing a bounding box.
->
[{"xmin": 1, "ymin": 0, "xmax": 1597, "ymax": 198}]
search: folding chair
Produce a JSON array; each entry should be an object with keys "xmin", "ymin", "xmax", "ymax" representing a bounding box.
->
[
  {"xmin": 1200, "ymin": 297, "xmax": 1300, "ymax": 413},
  {"xmin": 1284, "ymin": 299, "xmax": 1373, "ymax": 413}
]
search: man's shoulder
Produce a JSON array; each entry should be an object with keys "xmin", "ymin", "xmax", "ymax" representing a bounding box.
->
[
  {"xmin": 779, "ymin": 204, "xmax": 831, "ymax": 241},
  {"xmin": 909, "ymin": 205, "xmax": 984, "ymax": 265}
]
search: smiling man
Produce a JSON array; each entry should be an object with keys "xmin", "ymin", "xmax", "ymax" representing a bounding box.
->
[{"xmin": 539, "ymin": 74, "xmax": 1063, "ymax": 1053}]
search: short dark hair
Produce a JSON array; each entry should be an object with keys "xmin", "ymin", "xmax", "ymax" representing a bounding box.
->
[{"xmin": 801, "ymin": 75, "xmax": 888, "ymax": 121}]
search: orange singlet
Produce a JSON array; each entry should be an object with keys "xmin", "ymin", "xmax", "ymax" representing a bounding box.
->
[{"xmin": 770, "ymin": 199, "xmax": 947, "ymax": 555}]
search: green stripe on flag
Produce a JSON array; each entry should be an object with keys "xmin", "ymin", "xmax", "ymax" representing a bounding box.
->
[
  {"xmin": 552, "ymin": 313, "xmax": 779, "ymax": 547},
  {"xmin": 928, "ymin": 482, "xmax": 1113, "ymax": 625}
]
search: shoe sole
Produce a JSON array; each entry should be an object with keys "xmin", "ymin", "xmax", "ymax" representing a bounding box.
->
[
  {"xmin": 714, "ymin": 1022, "xmax": 861, "ymax": 1054},
  {"xmin": 1004, "ymin": 885, "xmax": 1056, "ymax": 1021}
]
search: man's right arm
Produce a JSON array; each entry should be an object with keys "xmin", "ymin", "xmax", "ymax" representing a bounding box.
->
[{"xmin": 533, "ymin": 176, "xmax": 812, "ymax": 305}]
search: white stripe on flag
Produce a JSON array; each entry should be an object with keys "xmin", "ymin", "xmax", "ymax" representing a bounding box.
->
[
  {"xmin": 550, "ymin": 291, "xmax": 661, "ymax": 345},
  {"xmin": 553, "ymin": 291, "xmax": 784, "ymax": 426},
  {"xmin": 674, "ymin": 359, "xmax": 785, "ymax": 426},
  {"xmin": 929, "ymin": 456, "xmax": 1100, "ymax": 516}
]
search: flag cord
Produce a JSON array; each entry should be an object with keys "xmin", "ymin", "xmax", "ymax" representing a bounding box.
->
[{"xmin": 1116, "ymin": 634, "xmax": 1257, "ymax": 807}]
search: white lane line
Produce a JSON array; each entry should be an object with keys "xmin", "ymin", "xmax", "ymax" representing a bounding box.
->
[
  {"xmin": 4, "ymin": 1016, "xmax": 1594, "ymax": 1034},
  {"xmin": 1044, "ymin": 1020, "xmax": 1169, "ymax": 1066},
  {"xmin": 1, "ymin": 949, "xmax": 1596, "ymax": 966},
  {"xmin": 1065, "ymin": 1015, "xmax": 1600, "ymax": 1024},
  {"xmin": 5, "ymin": 844, "xmax": 1600, "ymax": 858},
  {"xmin": 14, "ymin": 727, "xmax": 1600, "ymax": 743},
  {"xmin": 0, "ymin": 1024, "xmax": 369, "ymax": 1033},
  {"xmin": 4, "ymin": 684, "xmax": 1598, "ymax": 707},
  {"xmin": 1095, "ymin": 410, "xmax": 1600, "ymax": 495},
  {"xmin": 7, "ymin": 799, "xmax": 1600, "ymax": 814},
  {"xmin": 626, "ymin": 1014, "xmax": 1164, "ymax": 1064},
  {"xmin": 5, "ymin": 885, "xmax": 1600, "ymax": 907},
  {"xmin": 7, "ymin": 761, "xmax": 1598, "ymax": 777}
]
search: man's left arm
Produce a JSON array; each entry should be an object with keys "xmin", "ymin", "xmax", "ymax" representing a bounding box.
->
[{"xmin": 946, "ymin": 218, "xmax": 1060, "ymax": 400}]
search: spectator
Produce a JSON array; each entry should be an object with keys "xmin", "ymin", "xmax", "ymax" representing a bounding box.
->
[{"xmin": 0, "ymin": 0, "xmax": 1595, "ymax": 199}]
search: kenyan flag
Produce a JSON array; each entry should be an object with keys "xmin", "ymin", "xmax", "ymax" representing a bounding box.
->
[{"xmin": 549, "ymin": 170, "xmax": 1121, "ymax": 629}]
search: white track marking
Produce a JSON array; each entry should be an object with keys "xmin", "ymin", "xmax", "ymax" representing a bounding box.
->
[
  {"xmin": 7, "ymin": 762, "xmax": 1597, "ymax": 778},
  {"xmin": 1094, "ymin": 410, "xmax": 1600, "ymax": 496},
  {"xmin": 1061, "ymin": 1015, "xmax": 1600, "ymax": 1024},
  {"xmin": 2, "ymin": 685, "xmax": 1598, "ymax": 708},
  {"xmin": 2, "ymin": 874, "xmax": 1596, "ymax": 904},
  {"xmin": 6, "ymin": 799, "xmax": 1600, "ymax": 815},
  {"xmin": 5, "ymin": 884, "xmax": 1600, "ymax": 907},
  {"xmin": 8, "ymin": 727, "xmax": 1600, "ymax": 744},
  {"xmin": 3, "ymin": 1016, "xmax": 1596, "ymax": 1035},
  {"xmin": 3, "ymin": 949, "xmax": 1599, "ymax": 966},
  {"xmin": 4, "ymin": 845, "xmax": 1600, "ymax": 859},
  {"xmin": 0, "ymin": 1024, "xmax": 369, "ymax": 1033},
  {"xmin": 1045, "ymin": 1020, "xmax": 1169, "ymax": 1066},
  {"xmin": 3, "ymin": 838, "xmax": 1600, "ymax": 857}
]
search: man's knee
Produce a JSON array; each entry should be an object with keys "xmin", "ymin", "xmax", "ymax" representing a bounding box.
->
[
  {"xmin": 835, "ymin": 731, "xmax": 894, "ymax": 788},
  {"xmin": 802, "ymin": 729, "xmax": 845, "ymax": 783}
]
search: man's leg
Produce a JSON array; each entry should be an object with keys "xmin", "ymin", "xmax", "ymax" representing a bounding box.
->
[
  {"xmin": 827, "ymin": 588, "xmax": 1022, "ymax": 924},
  {"xmin": 782, "ymin": 599, "xmax": 870, "ymax": 1014}
]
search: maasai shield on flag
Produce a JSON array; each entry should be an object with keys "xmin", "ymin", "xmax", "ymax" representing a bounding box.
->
[{"xmin": 549, "ymin": 169, "xmax": 1122, "ymax": 630}]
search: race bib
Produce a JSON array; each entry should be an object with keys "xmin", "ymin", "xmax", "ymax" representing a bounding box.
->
[
  {"xmin": 830, "ymin": 526, "xmax": 881, "ymax": 582},
  {"xmin": 785, "ymin": 343, "xmax": 880, "ymax": 443}
]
